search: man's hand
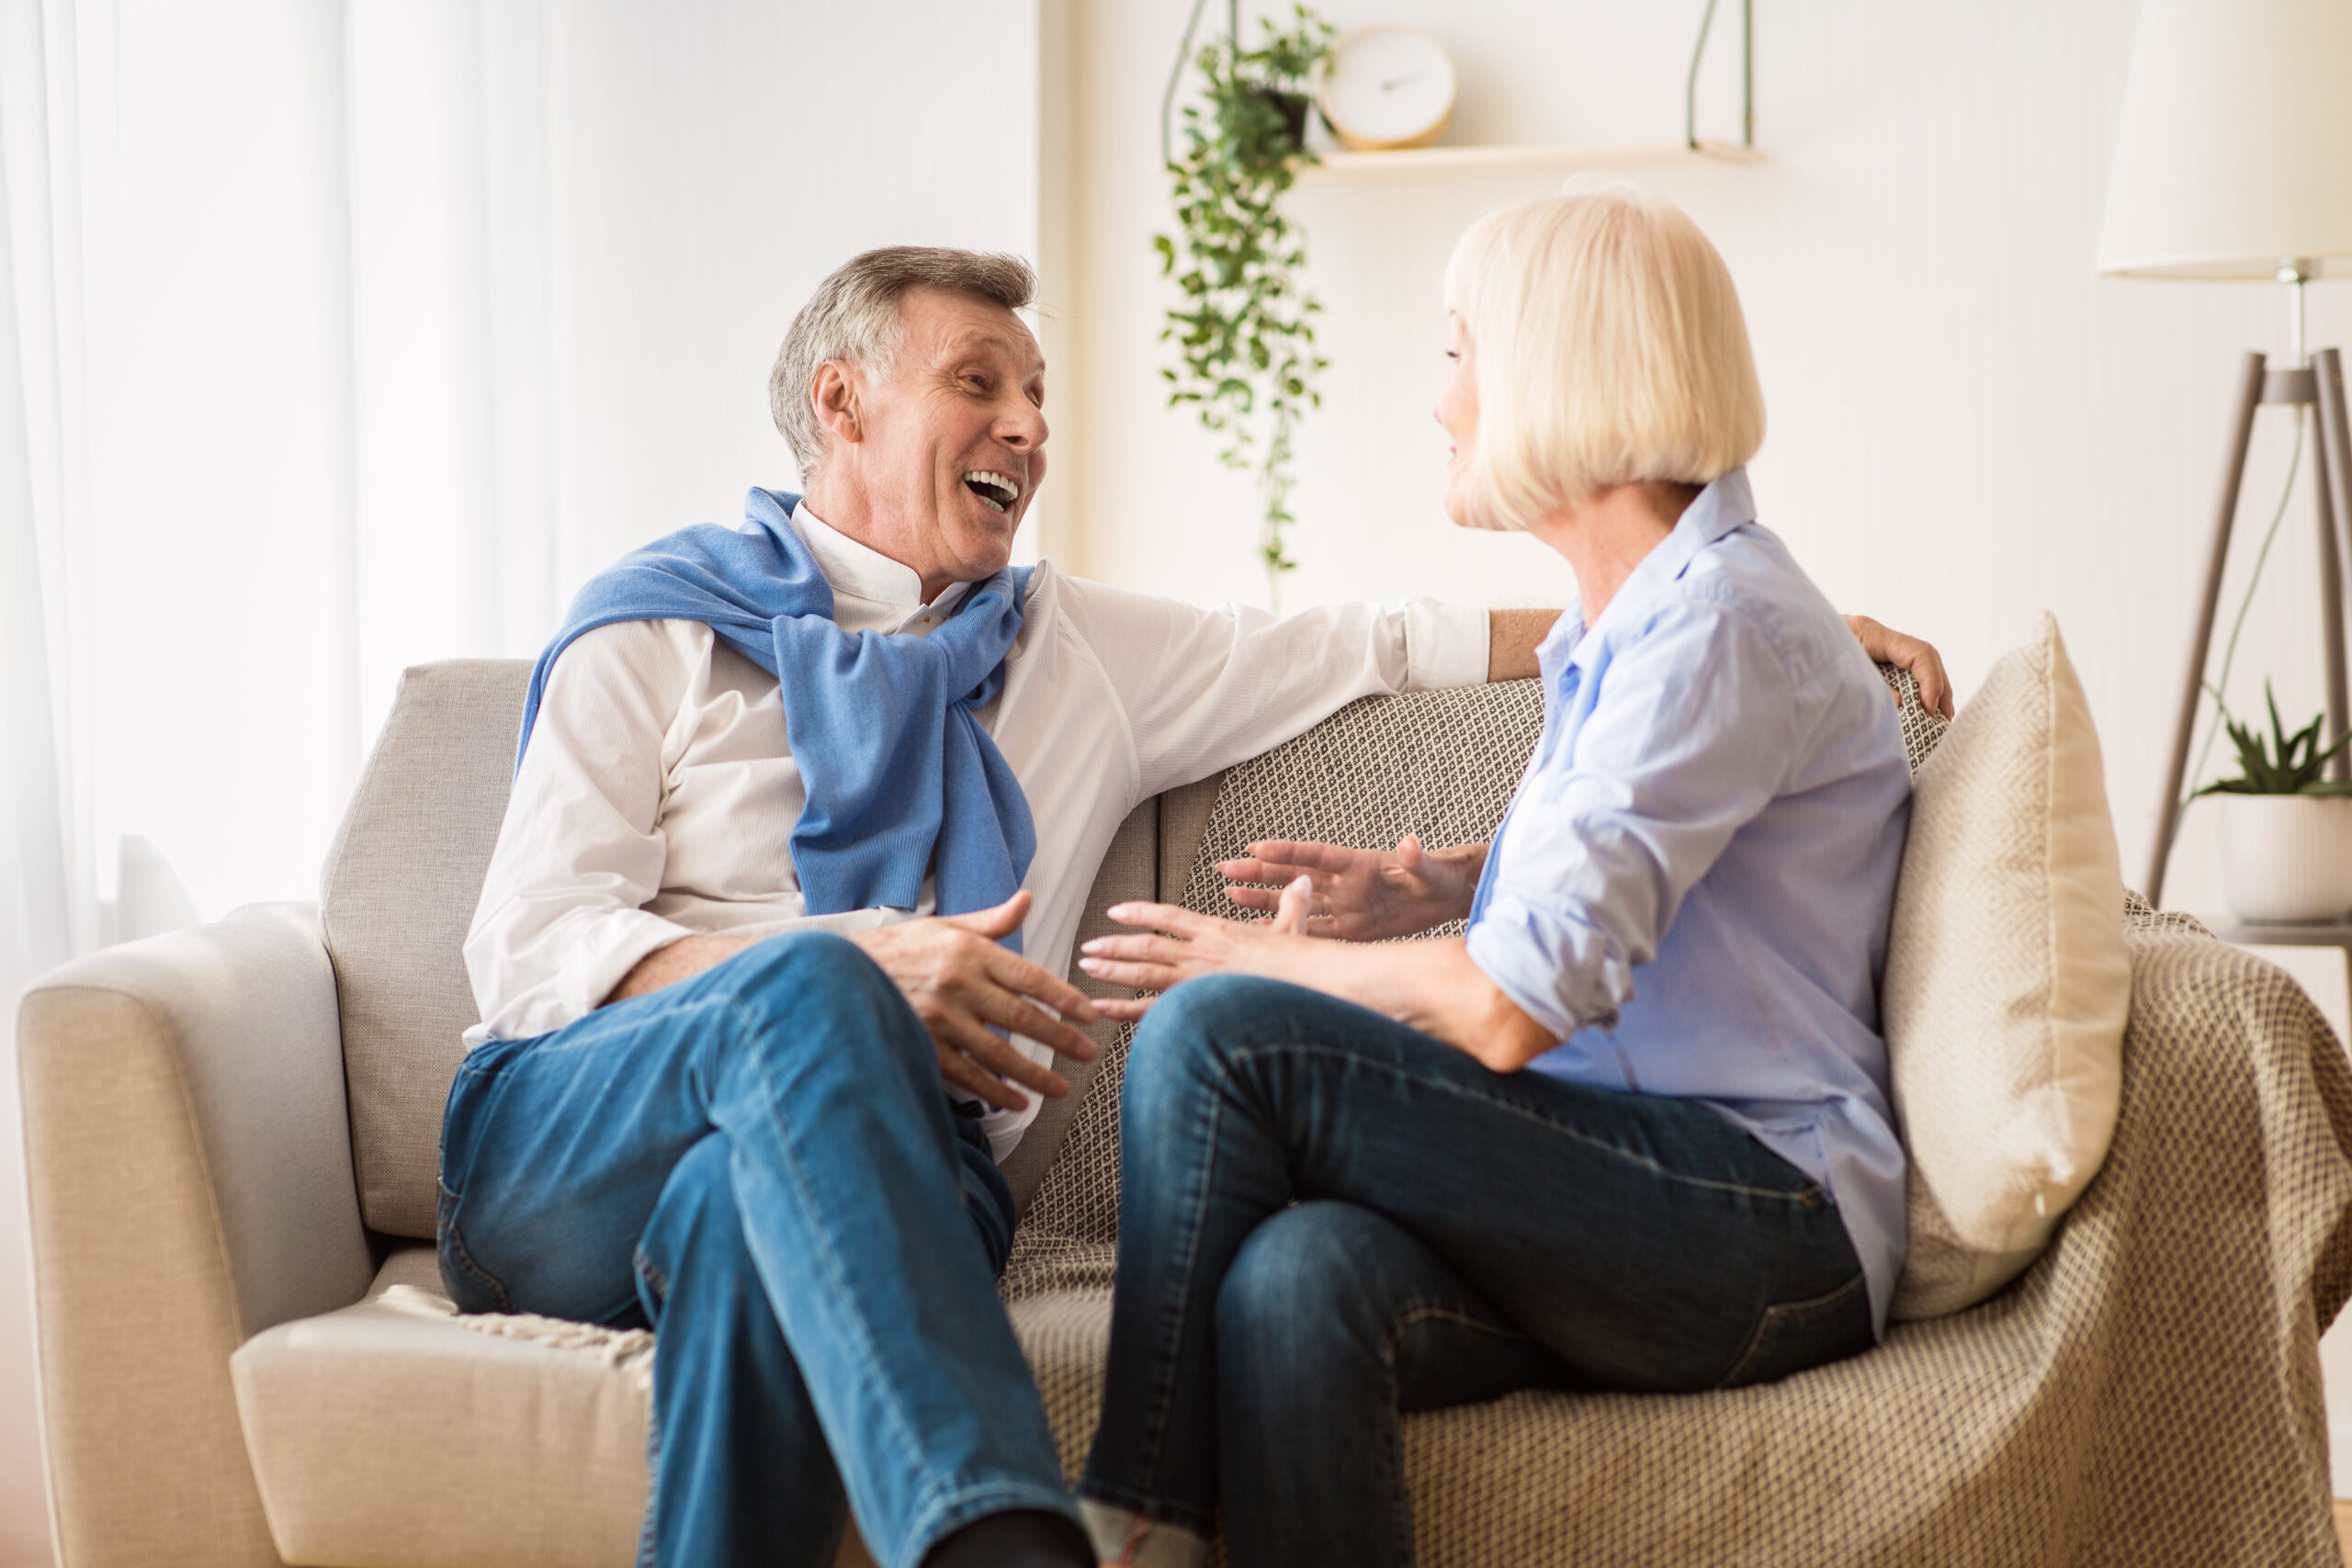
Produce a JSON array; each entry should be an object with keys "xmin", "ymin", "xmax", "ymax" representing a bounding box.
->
[
  {"xmin": 1220, "ymin": 834, "xmax": 1487, "ymax": 941},
  {"xmin": 603, "ymin": 892, "xmax": 1098, "ymax": 1113},
  {"xmin": 1846, "ymin": 615, "xmax": 1954, "ymax": 719},
  {"xmin": 850, "ymin": 892, "xmax": 1099, "ymax": 1112}
]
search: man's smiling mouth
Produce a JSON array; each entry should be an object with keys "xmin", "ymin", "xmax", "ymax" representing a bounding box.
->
[{"xmin": 962, "ymin": 470, "xmax": 1021, "ymax": 514}]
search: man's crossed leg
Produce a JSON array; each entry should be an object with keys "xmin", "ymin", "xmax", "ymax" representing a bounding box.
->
[{"xmin": 437, "ymin": 931, "xmax": 1087, "ymax": 1568}]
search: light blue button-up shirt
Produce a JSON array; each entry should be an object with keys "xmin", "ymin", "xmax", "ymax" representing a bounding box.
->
[{"xmin": 1464, "ymin": 468, "xmax": 1912, "ymax": 1333}]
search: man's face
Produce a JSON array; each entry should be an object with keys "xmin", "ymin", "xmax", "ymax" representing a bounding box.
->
[{"xmin": 827, "ymin": 286, "xmax": 1049, "ymax": 594}]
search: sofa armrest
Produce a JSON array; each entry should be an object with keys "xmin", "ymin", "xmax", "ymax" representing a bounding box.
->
[{"xmin": 18, "ymin": 901, "xmax": 373, "ymax": 1567}]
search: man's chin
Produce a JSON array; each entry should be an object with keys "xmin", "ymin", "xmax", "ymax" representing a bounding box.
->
[
  {"xmin": 946, "ymin": 535, "xmax": 1018, "ymax": 585},
  {"xmin": 948, "ymin": 505, "xmax": 1022, "ymax": 575}
]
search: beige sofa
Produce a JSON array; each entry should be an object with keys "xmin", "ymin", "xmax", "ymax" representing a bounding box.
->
[{"xmin": 19, "ymin": 660, "xmax": 2352, "ymax": 1567}]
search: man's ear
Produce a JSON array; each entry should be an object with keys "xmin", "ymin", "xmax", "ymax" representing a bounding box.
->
[{"xmin": 810, "ymin": 360, "xmax": 861, "ymax": 448}]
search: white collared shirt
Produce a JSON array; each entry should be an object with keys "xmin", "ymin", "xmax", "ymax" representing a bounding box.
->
[{"xmin": 463, "ymin": 504, "xmax": 1492, "ymax": 1156}]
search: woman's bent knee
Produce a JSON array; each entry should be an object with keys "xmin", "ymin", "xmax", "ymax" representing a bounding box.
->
[
  {"xmin": 1133, "ymin": 974, "xmax": 1292, "ymax": 1051},
  {"xmin": 1124, "ymin": 975, "xmax": 1295, "ymax": 1108},
  {"xmin": 1218, "ymin": 1203, "xmax": 1402, "ymax": 1376}
]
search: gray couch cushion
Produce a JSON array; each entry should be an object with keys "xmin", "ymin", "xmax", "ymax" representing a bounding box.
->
[{"xmin": 322, "ymin": 660, "xmax": 530, "ymax": 1238}]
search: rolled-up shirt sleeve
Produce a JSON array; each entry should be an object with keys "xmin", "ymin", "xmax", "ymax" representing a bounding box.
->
[{"xmin": 1465, "ymin": 599, "xmax": 1802, "ymax": 1041}]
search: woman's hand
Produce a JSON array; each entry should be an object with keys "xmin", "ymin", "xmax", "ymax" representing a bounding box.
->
[
  {"xmin": 1080, "ymin": 877, "xmax": 1321, "ymax": 1021},
  {"xmin": 1219, "ymin": 835, "xmax": 1487, "ymax": 941},
  {"xmin": 1081, "ymin": 880, "xmax": 1558, "ymax": 1067},
  {"xmin": 1845, "ymin": 615, "xmax": 1955, "ymax": 718}
]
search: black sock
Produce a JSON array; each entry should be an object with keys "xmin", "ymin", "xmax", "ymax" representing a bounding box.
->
[{"xmin": 922, "ymin": 1507, "xmax": 1095, "ymax": 1568}]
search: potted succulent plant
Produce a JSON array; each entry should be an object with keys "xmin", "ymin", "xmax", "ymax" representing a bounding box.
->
[{"xmin": 2195, "ymin": 683, "xmax": 2352, "ymax": 921}]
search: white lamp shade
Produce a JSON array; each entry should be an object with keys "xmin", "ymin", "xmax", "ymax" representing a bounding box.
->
[{"xmin": 2096, "ymin": 0, "xmax": 2352, "ymax": 279}]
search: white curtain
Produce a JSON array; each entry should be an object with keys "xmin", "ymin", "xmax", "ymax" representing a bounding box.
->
[
  {"xmin": 20, "ymin": 0, "xmax": 571, "ymax": 940},
  {"xmin": 2, "ymin": 2, "xmax": 94, "ymax": 1551},
  {"xmin": 2, "ymin": 2, "xmax": 1043, "ymax": 1551}
]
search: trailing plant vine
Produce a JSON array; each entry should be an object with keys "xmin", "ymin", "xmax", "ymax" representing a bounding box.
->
[{"xmin": 1155, "ymin": 2, "xmax": 1335, "ymax": 607}]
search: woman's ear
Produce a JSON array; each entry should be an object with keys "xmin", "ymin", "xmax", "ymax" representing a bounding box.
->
[{"xmin": 810, "ymin": 360, "xmax": 861, "ymax": 448}]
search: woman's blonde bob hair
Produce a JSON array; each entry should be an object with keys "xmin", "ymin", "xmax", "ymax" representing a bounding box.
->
[{"xmin": 1442, "ymin": 181, "xmax": 1764, "ymax": 531}]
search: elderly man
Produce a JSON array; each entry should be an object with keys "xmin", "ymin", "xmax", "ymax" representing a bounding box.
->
[{"xmin": 437, "ymin": 246, "xmax": 1947, "ymax": 1568}]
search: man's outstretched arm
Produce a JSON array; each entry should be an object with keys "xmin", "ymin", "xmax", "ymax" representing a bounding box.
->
[
  {"xmin": 1487, "ymin": 609, "xmax": 1557, "ymax": 682},
  {"xmin": 1485, "ymin": 606, "xmax": 1953, "ymax": 717}
]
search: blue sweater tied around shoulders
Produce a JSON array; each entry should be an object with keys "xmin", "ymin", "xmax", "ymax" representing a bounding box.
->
[{"xmin": 517, "ymin": 487, "xmax": 1039, "ymax": 952}]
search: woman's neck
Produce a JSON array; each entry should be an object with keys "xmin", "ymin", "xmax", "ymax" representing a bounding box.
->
[{"xmin": 1525, "ymin": 480, "xmax": 1703, "ymax": 628}]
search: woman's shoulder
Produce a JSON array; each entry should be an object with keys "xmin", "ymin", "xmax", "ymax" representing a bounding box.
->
[{"xmin": 1642, "ymin": 526, "xmax": 1883, "ymax": 705}]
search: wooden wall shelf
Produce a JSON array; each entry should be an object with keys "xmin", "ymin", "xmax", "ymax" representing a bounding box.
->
[{"xmin": 1298, "ymin": 141, "xmax": 1768, "ymax": 179}]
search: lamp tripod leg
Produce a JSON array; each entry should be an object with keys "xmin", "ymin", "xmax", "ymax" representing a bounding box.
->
[
  {"xmin": 2146, "ymin": 352, "xmax": 2267, "ymax": 907},
  {"xmin": 2313, "ymin": 348, "xmax": 2352, "ymax": 784},
  {"xmin": 2314, "ymin": 410, "xmax": 2349, "ymax": 783}
]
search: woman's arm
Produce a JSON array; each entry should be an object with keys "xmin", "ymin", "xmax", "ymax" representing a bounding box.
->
[
  {"xmin": 1220, "ymin": 615, "xmax": 1947, "ymax": 944},
  {"xmin": 1080, "ymin": 879, "xmax": 1558, "ymax": 1071}
]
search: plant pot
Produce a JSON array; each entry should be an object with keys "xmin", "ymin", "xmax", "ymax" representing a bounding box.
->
[{"xmin": 2217, "ymin": 793, "xmax": 2352, "ymax": 922}]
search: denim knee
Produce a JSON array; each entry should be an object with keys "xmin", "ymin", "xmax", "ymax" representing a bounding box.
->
[
  {"xmin": 727, "ymin": 930, "xmax": 891, "ymax": 1011},
  {"xmin": 1216, "ymin": 1202, "xmax": 1397, "ymax": 1376},
  {"xmin": 718, "ymin": 930, "xmax": 931, "ymax": 1072},
  {"xmin": 1125, "ymin": 975, "xmax": 1294, "ymax": 1120}
]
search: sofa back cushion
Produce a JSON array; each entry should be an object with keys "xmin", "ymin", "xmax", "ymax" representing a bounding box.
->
[{"xmin": 322, "ymin": 660, "xmax": 532, "ymax": 1237}]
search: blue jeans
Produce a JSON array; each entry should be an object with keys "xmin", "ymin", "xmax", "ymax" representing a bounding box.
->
[
  {"xmin": 1079, "ymin": 976, "xmax": 1872, "ymax": 1568},
  {"xmin": 435, "ymin": 931, "xmax": 1077, "ymax": 1568}
]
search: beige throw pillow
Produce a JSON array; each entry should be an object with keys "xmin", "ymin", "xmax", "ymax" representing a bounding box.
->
[{"xmin": 1883, "ymin": 614, "xmax": 2130, "ymax": 1321}]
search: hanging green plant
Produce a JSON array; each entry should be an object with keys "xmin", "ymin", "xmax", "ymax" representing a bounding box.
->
[{"xmin": 1155, "ymin": 2, "xmax": 1336, "ymax": 608}]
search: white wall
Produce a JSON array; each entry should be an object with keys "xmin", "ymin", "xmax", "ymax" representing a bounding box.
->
[
  {"xmin": 61, "ymin": 0, "xmax": 1043, "ymax": 930},
  {"xmin": 1050, "ymin": 0, "xmax": 2352, "ymax": 932},
  {"xmin": 539, "ymin": 1, "xmax": 1046, "ymax": 587}
]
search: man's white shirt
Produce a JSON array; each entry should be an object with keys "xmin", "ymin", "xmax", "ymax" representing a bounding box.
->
[{"xmin": 464, "ymin": 503, "xmax": 1491, "ymax": 1157}]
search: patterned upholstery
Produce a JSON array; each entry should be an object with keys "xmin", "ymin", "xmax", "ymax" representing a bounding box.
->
[{"xmin": 1000, "ymin": 668, "xmax": 2352, "ymax": 1563}]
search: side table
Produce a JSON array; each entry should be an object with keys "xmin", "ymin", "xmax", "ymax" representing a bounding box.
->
[{"xmin": 2219, "ymin": 918, "xmax": 2352, "ymax": 958}]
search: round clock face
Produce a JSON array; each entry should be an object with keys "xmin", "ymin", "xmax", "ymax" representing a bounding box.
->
[{"xmin": 1317, "ymin": 28, "xmax": 1457, "ymax": 152}]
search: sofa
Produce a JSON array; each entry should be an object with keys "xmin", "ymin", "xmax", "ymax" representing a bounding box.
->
[{"xmin": 18, "ymin": 658, "xmax": 2352, "ymax": 1567}]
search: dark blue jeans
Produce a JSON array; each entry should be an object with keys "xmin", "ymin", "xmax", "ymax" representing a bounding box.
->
[
  {"xmin": 435, "ymin": 931, "xmax": 1076, "ymax": 1568},
  {"xmin": 1079, "ymin": 976, "xmax": 1872, "ymax": 1568}
]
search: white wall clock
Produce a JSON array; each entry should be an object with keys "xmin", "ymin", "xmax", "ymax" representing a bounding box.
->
[{"xmin": 1316, "ymin": 27, "xmax": 1457, "ymax": 152}]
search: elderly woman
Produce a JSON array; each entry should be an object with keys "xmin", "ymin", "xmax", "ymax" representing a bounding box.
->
[{"xmin": 1069, "ymin": 186, "xmax": 1915, "ymax": 1568}]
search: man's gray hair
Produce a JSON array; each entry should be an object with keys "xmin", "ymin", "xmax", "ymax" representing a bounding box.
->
[{"xmin": 770, "ymin": 246, "xmax": 1038, "ymax": 477}]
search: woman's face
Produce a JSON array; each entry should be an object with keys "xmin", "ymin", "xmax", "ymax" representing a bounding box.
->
[{"xmin": 1434, "ymin": 313, "xmax": 1479, "ymax": 528}]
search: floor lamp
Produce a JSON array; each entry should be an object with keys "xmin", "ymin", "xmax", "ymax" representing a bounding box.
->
[{"xmin": 2096, "ymin": 0, "xmax": 2352, "ymax": 908}]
